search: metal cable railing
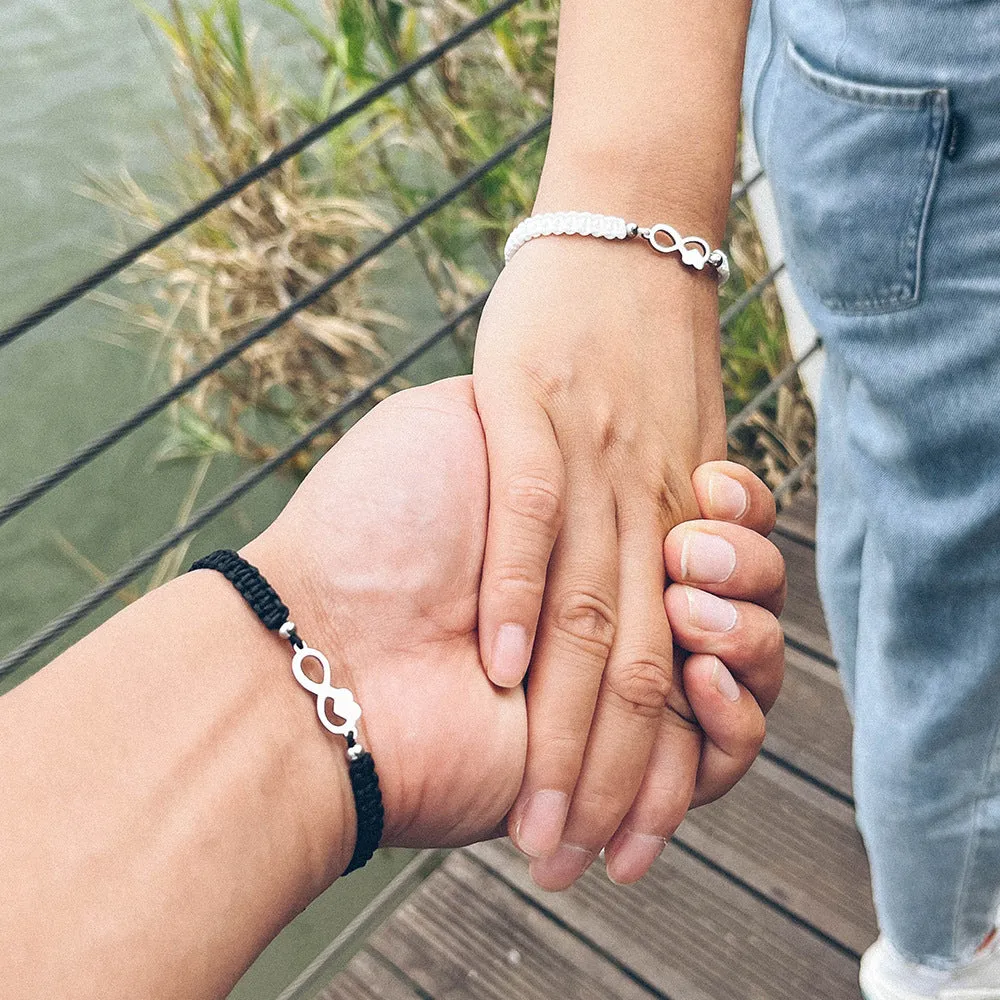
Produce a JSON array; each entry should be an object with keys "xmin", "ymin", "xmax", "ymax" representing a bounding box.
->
[
  {"xmin": 0, "ymin": 0, "xmax": 527, "ymax": 352},
  {"xmin": 773, "ymin": 448, "xmax": 817, "ymax": 505},
  {"xmin": 0, "ymin": 148, "xmax": 761, "ymax": 535},
  {"xmin": 729, "ymin": 167, "xmax": 764, "ymax": 206},
  {"xmin": 0, "ymin": 30, "xmax": 805, "ymax": 689},
  {"xmin": 727, "ymin": 337, "xmax": 822, "ymax": 435},
  {"xmin": 719, "ymin": 261, "xmax": 785, "ymax": 329},
  {"xmin": 0, "ymin": 292, "xmax": 488, "ymax": 679},
  {"xmin": 0, "ymin": 117, "xmax": 551, "ymax": 531}
]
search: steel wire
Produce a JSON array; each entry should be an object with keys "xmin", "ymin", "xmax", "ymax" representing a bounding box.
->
[
  {"xmin": 720, "ymin": 262, "xmax": 785, "ymax": 330},
  {"xmin": 0, "ymin": 0, "xmax": 527, "ymax": 352},
  {"xmin": 726, "ymin": 337, "xmax": 822, "ymax": 435},
  {"xmin": 0, "ymin": 294, "xmax": 488, "ymax": 680},
  {"xmin": 773, "ymin": 449, "xmax": 817, "ymax": 505},
  {"xmin": 0, "ymin": 136, "xmax": 759, "ymax": 532},
  {"xmin": 0, "ymin": 117, "xmax": 551, "ymax": 532}
]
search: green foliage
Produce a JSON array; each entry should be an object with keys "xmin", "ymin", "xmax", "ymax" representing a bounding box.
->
[{"xmin": 104, "ymin": 0, "xmax": 811, "ymax": 484}]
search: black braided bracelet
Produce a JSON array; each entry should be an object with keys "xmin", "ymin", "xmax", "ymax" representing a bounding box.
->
[{"xmin": 189, "ymin": 549, "xmax": 383, "ymax": 875}]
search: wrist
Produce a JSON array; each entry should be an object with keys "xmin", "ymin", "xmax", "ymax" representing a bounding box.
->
[
  {"xmin": 238, "ymin": 533, "xmax": 408, "ymax": 883},
  {"xmin": 183, "ymin": 558, "xmax": 359, "ymax": 896},
  {"xmin": 496, "ymin": 221, "xmax": 722, "ymax": 339},
  {"xmin": 534, "ymin": 144, "xmax": 732, "ymax": 246}
]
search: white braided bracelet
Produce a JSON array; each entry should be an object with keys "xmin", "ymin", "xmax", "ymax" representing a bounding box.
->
[{"xmin": 503, "ymin": 211, "xmax": 730, "ymax": 285}]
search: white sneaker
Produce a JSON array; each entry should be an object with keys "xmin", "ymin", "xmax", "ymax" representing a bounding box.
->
[{"xmin": 860, "ymin": 934, "xmax": 1000, "ymax": 999}]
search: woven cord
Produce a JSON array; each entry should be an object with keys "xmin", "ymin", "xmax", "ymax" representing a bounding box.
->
[
  {"xmin": 344, "ymin": 739, "xmax": 383, "ymax": 875},
  {"xmin": 189, "ymin": 549, "xmax": 383, "ymax": 874},
  {"xmin": 190, "ymin": 549, "xmax": 290, "ymax": 629}
]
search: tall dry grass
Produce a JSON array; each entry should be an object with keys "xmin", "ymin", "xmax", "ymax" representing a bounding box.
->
[{"xmin": 96, "ymin": 0, "xmax": 813, "ymax": 486}]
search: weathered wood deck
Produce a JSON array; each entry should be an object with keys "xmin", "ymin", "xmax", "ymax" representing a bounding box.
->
[{"xmin": 319, "ymin": 490, "xmax": 875, "ymax": 1000}]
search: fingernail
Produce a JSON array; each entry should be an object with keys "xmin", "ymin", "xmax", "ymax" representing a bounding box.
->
[
  {"xmin": 514, "ymin": 789, "xmax": 569, "ymax": 857},
  {"xmin": 711, "ymin": 657, "xmax": 741, "ymax": 702},
  {"xmin": 490, "ymin": 624, "xmax": 529, "ymax": 687},
  {"xmin": 708, "ymin": 473, "xmax": 748, "ymax": 520},
  {"xmin": 605, "ymin": 832, "xmax": 667, "ymax": 885},
  {"xmin": 528, "ymin": 843, "xmax": 594, "ymax": 889},
  {"xmin": 685, "ymin": 587, "xmax": 738, "ymax": 632},
  {"xmin": 680, "ymin": 532, "xmax": 736, "ymax": 583}
]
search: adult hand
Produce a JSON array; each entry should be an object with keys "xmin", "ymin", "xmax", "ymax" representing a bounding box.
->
[
  {"xmin": 665, "ymin": 460, "xmax": 786, "ymax": 808},
  {"xmin": 473, "ymin": 236, "xmax": 729, "ymax": 885},
  {"xmin": 0, "ymin": 376, "xmax": 526, "ymax": 1000},
  {"xmin": 247, "ymin": 376, "xmax": 527, "ymax": 849}
]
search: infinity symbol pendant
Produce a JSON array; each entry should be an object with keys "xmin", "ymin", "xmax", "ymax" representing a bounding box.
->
[
  {"xmin": 643, "ymin": 224, "xmax": 712, "ymax": 268},
  {"xmin": 291, "ymin": 644, "xmax": 362, "ymax": 740}
]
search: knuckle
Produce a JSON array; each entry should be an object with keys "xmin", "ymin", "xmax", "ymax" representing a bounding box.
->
[
  {"xmin": 595, "ymin": 405, "xmax": 638, "ymax": 457},
  {"xmin": 747, "ymin": 713, "xmax": 767, "ymax": 755},
  {"xmin": 773, "ymin": 579, "xmax": 788, "ymax": 616},
  {"xmin": 771, "ymin": 561, "xmax": 789, "ymax": 613},
  {"xmin": 760, "ymin": 490, "xmax": 778, "ymax": 533},
  {"xmin": 570, "ymin": 785, "xmax": 628, "ymax": 834},
  {"xmin": 651, "ymin": 474, "xmax": 697, "ymax": 528},
  {"xmin": 764, "ymin": 540, "xmax": 786, "ymax": 579},
  {"xmin": 552, "ymin": 589, "xmax": 618, "ymax": 656},
  {"xmin": 503, "ymin": 473, "xmax": 565, "ymax": 529},
  {"xmin": 531, "ymin": 729, "xmax": 586, "ymax": 770},
  {"xmin": 521, "ymin": 360, "xmax": 571, "ymax": 401},
  {"xmin": 490, "ymin": 563, "xmax": 546, "ymax": 607},
  {"xmin": 607, "ymin": 654, "xmax": 674, "ymax": 719},
  {"xmin": 761, "ymin": 616, "xmax": 785, "ymax": 664}
]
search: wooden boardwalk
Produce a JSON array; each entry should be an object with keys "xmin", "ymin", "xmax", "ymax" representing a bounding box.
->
[{"xmin": 318, "ymin": 491, "xmax": 875, "ymax": 1000}]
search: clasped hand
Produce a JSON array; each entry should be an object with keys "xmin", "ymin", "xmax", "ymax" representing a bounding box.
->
[
  {"xmin": 472, "ymin": 237, "xmax": 786, "ymax": 888},
  {"xmin": 258, "ymin": 374, "xmax": 785, "ymax": 880}
]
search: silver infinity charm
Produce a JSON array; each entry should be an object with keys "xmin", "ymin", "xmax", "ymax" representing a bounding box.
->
[
  {"xmin": 291, "ymin": 643, "xmax": 362, "ymax": 740},
  {"xmin": 642, "ymin": 224, "xmax": 712, "ymax": 270}
]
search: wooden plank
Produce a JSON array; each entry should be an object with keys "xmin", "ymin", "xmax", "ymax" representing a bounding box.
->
[
  {"xmin": 318, "ymin": 950, "xmax": 424, "ymax": 1000},
  {"xmin": 471, "ymin": 839, "xmax": 861, "ymax": 1000},
  {"xmin": 319, "ymin": 489, "xmax": 870, "ymax": 1000},
  {"xmin": 678, "ymin": 756, "xmax": 875, "ymax": 955},
  {"xmin": 773, "ymin": 488, "xmax": 817, "ymax": 547},
  {"xmin": 364, "ymin": 851, "xmax": 661, "ymax": 1000},
  {"xmin": 774, "ymin": 530, "xmax": 834, "ymax": 662},
  {"xmin": 764, "ymin": 645, "xmax": 853, "ymax": 798}
]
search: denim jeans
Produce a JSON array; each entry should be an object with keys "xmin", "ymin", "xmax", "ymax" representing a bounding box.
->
[{"xmin": 744, "ymin": 0, "xmax": 1000, "ymax": 969}]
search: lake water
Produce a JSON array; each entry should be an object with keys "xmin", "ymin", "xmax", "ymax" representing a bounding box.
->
[{"xmin": 0, "ymin": 1, "xmax": 461, "ymax": 995}]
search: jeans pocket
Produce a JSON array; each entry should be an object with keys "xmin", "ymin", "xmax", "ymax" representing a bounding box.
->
[{"xmin": 762, "ymin": 40, "xmax": 950, "ymax": 315}]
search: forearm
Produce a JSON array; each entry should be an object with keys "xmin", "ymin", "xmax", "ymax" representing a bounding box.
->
[
  {"xmin": 0, "ymin": 549, "xmax": 354, "ymax": 1000},
  {"xmin": 536, "ymin": 0, "xmax": 752, "ymax": 240}
]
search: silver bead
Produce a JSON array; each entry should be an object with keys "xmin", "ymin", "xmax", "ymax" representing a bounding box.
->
[
  {"xmin": 708, "ymin": 249, "xmax": 731, "ymax": 285},
  {"xmin": 347, "ymin": 742, "xmax": 365, "ymax": 760},
  {"xmin": 279, "ymin": 621, "xmax": 296, "ymax": 639}
]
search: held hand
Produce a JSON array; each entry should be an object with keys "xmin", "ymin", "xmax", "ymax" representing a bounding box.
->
[
  {"xmin": 248, "ymin": 377, "xmax": 526, "ymax": 851},
  {"xmin": 664, "ymin": 461, "xmax": 786, "ymax": 809},
  {"xmin": 526, "ymin": 460, "xmax": 787, "ymax": 887},
  {"xmin": 474, "ymin": 236, "xmax": 728, "ymax": 884},
  {"xmin": 599, "ymin": 461, "xmax": 787, "ymax": 883}
]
